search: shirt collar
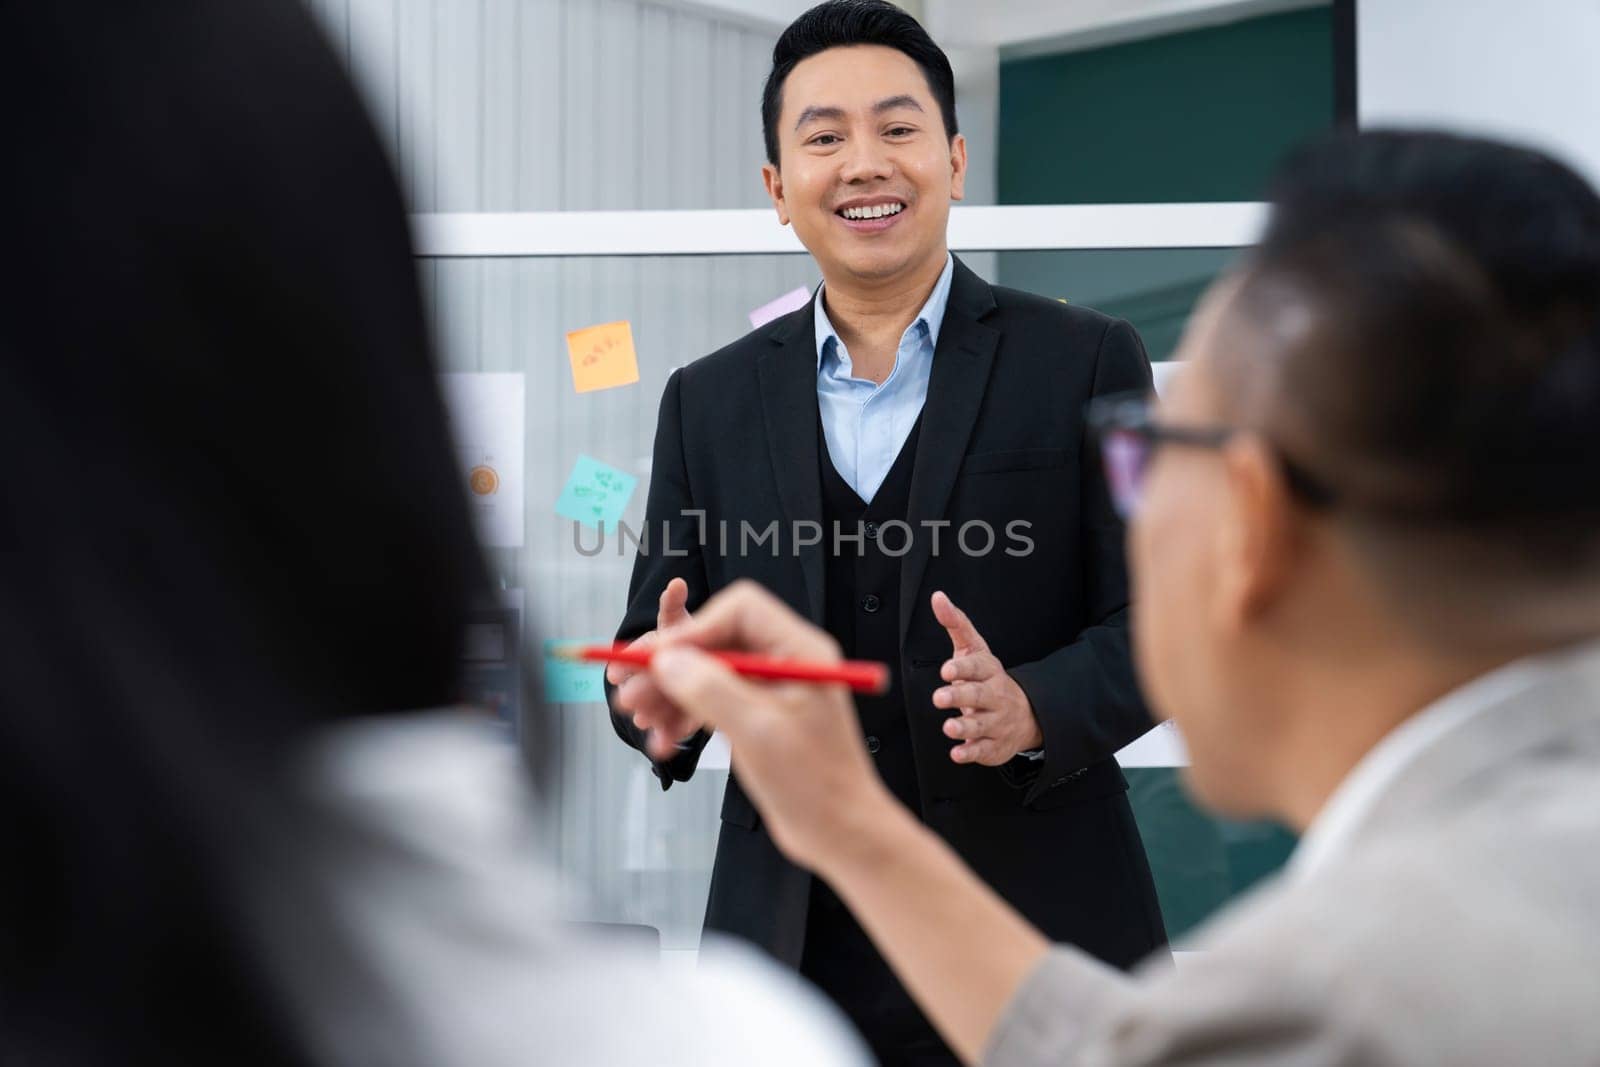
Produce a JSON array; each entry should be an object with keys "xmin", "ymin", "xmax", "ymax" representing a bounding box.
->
[
  {"xmin": 1288, "ymin": 637, "xmax": 1600, "ymax": 883},
  {"xmin": 814, "ymin": 253, "xmax": 955, "ymax": 370}
]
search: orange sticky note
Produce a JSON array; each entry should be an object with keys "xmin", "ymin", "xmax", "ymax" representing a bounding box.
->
[{"xmin": 566, "ymin": 320, "xmax": 641, "ymax": 393}]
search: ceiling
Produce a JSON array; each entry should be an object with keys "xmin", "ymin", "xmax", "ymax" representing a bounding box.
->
[{"xmin": 661, "ymin": 0, "xmax": 1326, "ymax": 55}]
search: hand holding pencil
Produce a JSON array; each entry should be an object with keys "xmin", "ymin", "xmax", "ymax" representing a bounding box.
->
[{"xmin": 637, "ymin": 580, "xmax": 897, "ymax": 872}]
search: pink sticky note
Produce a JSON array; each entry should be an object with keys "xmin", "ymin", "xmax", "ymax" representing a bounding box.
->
[{"xmin": 748, "ymin": 286, "xmax": 813, "ymax": 330}]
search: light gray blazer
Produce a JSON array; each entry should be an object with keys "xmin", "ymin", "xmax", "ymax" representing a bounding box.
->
[{"xmin": 984, "ymin": 647, "xmax": 1600, "ymax": 1066}]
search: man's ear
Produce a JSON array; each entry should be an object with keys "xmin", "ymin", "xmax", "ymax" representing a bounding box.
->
[
  {"xmin": 1215, "ymin": 435, "xmax": 1300, "ymax": 629},
  {"xmin": 761, "ymin": 163, "xmax": 790, "ymax": 226},
  {"xmin": 948, "ymin": 133, "xmax": 967, "ymax": 202}
]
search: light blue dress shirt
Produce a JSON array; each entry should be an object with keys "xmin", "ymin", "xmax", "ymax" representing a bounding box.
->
[{"xmin": 814, "ymin": 254, "xmax": 954, "ymax": 503}]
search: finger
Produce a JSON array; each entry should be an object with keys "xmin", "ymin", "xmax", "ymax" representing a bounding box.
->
[
  {"xmin": 619, "ymin": 672, "xmax": 674, "ymax": 719},
  {"xmin": 941, "ymin": 711, "xmax": 996, "ymax": 741},
  {"xmin": 932, "ymin": 681, "xmax": 993, "ymax": 711},
  {"xmin": 657, "ymin": 578, "xmax": 692, "ymax": 632},
  {"xmin": 617, "ymin": 660, "xmax": 683, "ymax": 713},
  {"xmin": 650, "ymin": 644, "xmax": 771, "ymax": 735},
  {"xmin": 646, "ymin": 728, "xmax": 686, "ymax": 763},
  {"xmin": 950, "ymin": 738, "xmax": 1002, "ymax": 766},
  {"xmin": 940, "ymin": 653, "xmax": 996, "ymax": 683},
  {"xmin": 930, "ymin": 591, "xmax": 989, "ymax": 655},
  {"xmin": 632, "ymin": 698, "xmax": 699, "ymax": 745},
  {"xmin": 606, "ymin": 629, "xmax": 657, "ymax": 686},
  {"xmin": 656, "ymin": 579, "xmax": 839, "ymax": 663},
  {"xmin": 611, "ymin": 670, "xmax": 642, "ymax": 711}
]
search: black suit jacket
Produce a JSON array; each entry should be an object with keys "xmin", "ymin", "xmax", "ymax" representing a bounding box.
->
[{"xmin": 609, "ymin": 258, "xmax": 1166, "ymax": 969}]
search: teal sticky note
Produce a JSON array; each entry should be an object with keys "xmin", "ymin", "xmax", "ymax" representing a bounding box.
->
[
  {"xmin": 544, "ymin": 640, "xmax": 606, "ymax": 704},
  {"xmin": 555, "ymin": 454, "xmax": 638, "ymax": 532}
]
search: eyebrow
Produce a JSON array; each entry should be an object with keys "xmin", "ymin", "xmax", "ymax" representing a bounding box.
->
[{"xmin": 793, "ymin": 95, "xmax": 926, "ymax": 130}]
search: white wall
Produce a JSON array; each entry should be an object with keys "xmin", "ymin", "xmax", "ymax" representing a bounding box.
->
[{"xmin": 1358, "ymin": 0, "xmax": 1600, "ymax": 189}]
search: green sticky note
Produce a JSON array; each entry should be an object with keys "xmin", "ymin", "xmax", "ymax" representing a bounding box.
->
[
  {"xmin": 543, "ymin": 639, "xmax": 606, "ymax": 704},
  {"xmin": 555, "ymin": 454, "xmax": 638, "ymax": 532}
]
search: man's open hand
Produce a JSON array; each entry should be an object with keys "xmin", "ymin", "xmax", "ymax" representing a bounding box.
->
[
  {"xmin": 931, "ymin": 591, "xmax": 1044, "ymax": 765},
  {"xmin": 607, "ymin": 577, "xmax": 705, "ymax": 761}
]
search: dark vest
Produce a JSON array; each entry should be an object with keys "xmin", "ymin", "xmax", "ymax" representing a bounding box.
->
[
  {"xmin": 819, "ymin": 415, "xmax": 923, "ymax": 812},
  {"xmin": 803, "ymin": 414, "xmax": 956, "ymax": 1064}
]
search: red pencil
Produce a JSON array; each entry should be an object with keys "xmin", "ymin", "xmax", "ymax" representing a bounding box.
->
[{"xmin": 556, "ymin": 643, "xmax": 890, "ymax": 695}]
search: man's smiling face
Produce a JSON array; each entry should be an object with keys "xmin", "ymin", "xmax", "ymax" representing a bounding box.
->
[{"xmin": 763, "ymin": 44, "xmax": 966, "ymax": 285}]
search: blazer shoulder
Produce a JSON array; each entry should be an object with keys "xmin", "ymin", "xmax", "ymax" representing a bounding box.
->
[
  {"xmin": 988, "ymin": 283, "xmax": 1129, "ymax": 338},
  {"xmin": 979, "ymin": 282, "xmax": 1152, "ymax": 393}
]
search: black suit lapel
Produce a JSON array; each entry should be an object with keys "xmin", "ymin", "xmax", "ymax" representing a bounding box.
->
[
  {"xmin": 757, "ymin": 300, "xmax": 826, "ymax": 624},
  {"xmin": 899, "ymin": 258, "xmax": 1000, "ymax": 646}
]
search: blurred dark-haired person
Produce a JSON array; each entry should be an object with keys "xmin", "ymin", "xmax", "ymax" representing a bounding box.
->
[
  {"xmin": 0, "ymin": 2, "xmax": 868, "ymax": 1064},
  {"xmin": 635, "ymin": 127, "xmax": 1600, "ymax": 1066},
  {"xmin": 606, "ymin": 0, "xmax": 1166, "ymax": 1059}
]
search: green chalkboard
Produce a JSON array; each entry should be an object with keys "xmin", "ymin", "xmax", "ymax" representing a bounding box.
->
[
  {"xmin": 1125, "ymin": 768, "xmax": 1297, "ymax": 944},
  {"xmin": 995, "ymin": 7, "xmax": 1335, "ymax": 363},
  {"xmin": 998, "ymin": 8, "xmax": 1335, "ymax": 205}
]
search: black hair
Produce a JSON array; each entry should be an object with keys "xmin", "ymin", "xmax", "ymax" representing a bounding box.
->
[
  {"xmin": 761, "ymin": 0, "xmax": 958, "ymax": 166},
  {"xmin": 1235, "ymin": 130, "xmax": 1600, "ymax": 568},
  {"xmin": 0, "ymin": 1, "xmax": 538, "ymax": 1062}
]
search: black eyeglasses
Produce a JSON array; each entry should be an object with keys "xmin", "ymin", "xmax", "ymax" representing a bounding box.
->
[{"xmin": 1086, "ymin": 392, "xmax": 1336, "ymax": 519}]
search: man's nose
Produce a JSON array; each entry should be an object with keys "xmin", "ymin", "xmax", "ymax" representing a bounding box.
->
[{"xmin": 838, "ymin": 136, "xmax": 894, "ymax": 184}]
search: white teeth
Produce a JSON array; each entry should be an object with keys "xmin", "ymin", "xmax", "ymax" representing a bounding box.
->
[{"xmin": 842, "ymin": 203, "xmax": 904, "ymax": 220}]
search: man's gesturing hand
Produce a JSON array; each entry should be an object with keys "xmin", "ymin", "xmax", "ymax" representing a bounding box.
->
[
  {"xmin": 930, "ymin": 591, "xmax": 1044, "ymax": 766},
  {"xmin": 647, "ymin": 581, "xmax": 892, "ymax": 873},
  {"xmin": 607, "ymin": 577, "xmax": 705, "ymax": 762}
]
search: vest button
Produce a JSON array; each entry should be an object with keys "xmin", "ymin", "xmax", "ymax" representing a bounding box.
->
[
  {"xmin": 863, "ymin": 521, "xmax": 880, "ymax": 540},
  {"xmin": 865, "ymin": 735, "xmax": 882, "ymax": 754},
  {"xmin": 861, "ymin": 594, "xmax": 881, "ymax": 614}
]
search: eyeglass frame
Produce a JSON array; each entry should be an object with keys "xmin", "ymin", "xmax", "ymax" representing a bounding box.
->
[{"xmin": 1085, "ymin": 391, "xmax": 1336, "ymax": 516}]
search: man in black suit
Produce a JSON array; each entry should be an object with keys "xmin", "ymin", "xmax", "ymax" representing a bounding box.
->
[{"xmin": 607, "ymin": 2, "xmax": 1166, "ymax": 1062}]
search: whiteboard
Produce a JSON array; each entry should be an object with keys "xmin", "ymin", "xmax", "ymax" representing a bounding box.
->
[{"xmin": 1358, "ymin": 0, "xmax": 1600, "ymax": 190}]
